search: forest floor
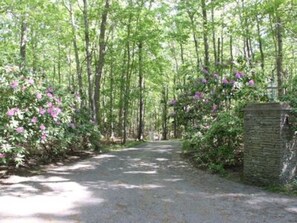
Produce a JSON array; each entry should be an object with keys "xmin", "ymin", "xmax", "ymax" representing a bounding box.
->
[{"xmin": 1, "ymin": 141, "xmax": 297, "ymax": 223}]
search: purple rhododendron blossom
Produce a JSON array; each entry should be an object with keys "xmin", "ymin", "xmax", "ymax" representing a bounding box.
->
[
  {"xmin": 10, "ymin": 80, "xmax": 19, "ymax": 89},
  {"xmin": 201, "ymin": 78, "xmax": 207, "ymax": 84},
  {"xmin": 41, "ymin": 133, "xmax": 47, "ymax": 141},
  {"xmin": 0, "ymin": 153, "xmax": 5, "ymax": 158},
  {"xmin": 248, "ymin": 79, "xmax": 255, "ymax": 86},
  {"xmin": 39, "ymin": 107, "xmax": 46, "ymax": 115},
  {"xmin": 55, "ymin": 97, "xmax": 62, "ymax": 105},
  {"xmin": 222, "ymin": 78, "xmax": 229, "ymax": 84},
  {"xmin": 46, "ymin": 87, "xmax": 54, "ymax": 93},
  {"xmin": 36, "ymin": 93, "xmax": 42, "ymax": 100},
  {"xmin": 47, "ymin": 93, "xmax": 53, "ymax": 99},
  {"xmin": 7, "ymin": 108, "xmax": 19, "ymax": 117},
  {"xmin": 50, "ymin": 107, "xmax": 62, "ymax": 118},
  {"xmin": 27, "ymin": 78, "xmax": 34, "ymax": 85},
  {"xmin": 16, "ymin": 127, "xmax": 24, "ymax": 133},
  {"xmin": 40, "ymin": 124, "xmax": 46, "ymax": 131},
  {"xmin": 213, "ymin": 73, "xmax": 219, "ymax": 79},
  {"xmin": 235, "ymin": 72, "xmax": 244, "ymax": 79},
  {"xmin": 194, "ymin": 92, "xmax": 204, "ymax": 100},
  {"xmin": 31, "ymin": 117, "xmax": 38, "ymax": 124},
  {"xmin": 212, "ymin": 104, "xmax": 218, "ymax": 112}
]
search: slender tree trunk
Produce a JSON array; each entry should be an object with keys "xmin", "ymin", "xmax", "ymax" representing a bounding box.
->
[
  {"xmin": 256, "ymin": 15, "xmax": 265, "ymax": 72},
  {"xmin": 275, "ymin": 15, "xmax": 284, "ymax": 98},
  {"xmin": 66, "ymin": 1, "xmax": 83, "ymax": 106},
  {"xmin": 217, "ymin": 38, "xmax": 221, "ymax": 64},
  {"xmin": 94, "ymin": 0, "xmax": 109, "ymax": 124},
  {"xmin": 137, "ymin": 41, "xmax": 144, "ymax": 141},
  {"xmin": 180, "ymin": 43, "xmax": 186, "ymax": 87},
  {"xmin": 162, "ymin": 85, "xmax": 168, "ymax": 140},
  {"xmin": 83, "ymin": 0, "xmax": 94, "ymax": 115},
  {"xmin": 109, "ymin": 30, "xmax": 115, "ymax": 139},
  {"xmin": 201, "ymin": 0, "xmax": 209, "ymax": 67},
  {"xmin": 230, "ymin": 35, "xmax": 233, "ymax": 71},
  {"xmin": 211, "ymin": 1, "xmax": 217, "ymax": 65},
  {"xmin": 123, "ymin": 42, "xmax": 132, "ymax": 144},
  {"xmin": 118, "ymin": 48, "xmax": 127, "ymax": 139},
  {"xmin": 187, "ymin": 11, "xmax": 200, "ymax": 69},
  {"xmin": 20, "ymin": 17, "xmax": 27, "ymax": 69},
  {"xmin": 58, "ymin": 43, "xmax": 62, "ymax": 84}
]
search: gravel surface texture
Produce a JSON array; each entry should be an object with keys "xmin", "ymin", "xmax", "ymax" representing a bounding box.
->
[{"xmin": 0, "ymin": 141, "xmax": 297, "ymax": 223}]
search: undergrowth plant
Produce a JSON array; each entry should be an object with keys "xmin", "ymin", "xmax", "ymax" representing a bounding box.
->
[
  {"xmin": 171, "ymin": 64, "xmax": 266, "ymax": 172},
  {"xmin": 0, "ymin": 65, "xmax": 100, "ymax": 167}
]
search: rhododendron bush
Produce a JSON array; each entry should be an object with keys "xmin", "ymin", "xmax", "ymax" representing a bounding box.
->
[
  {"xmin": 170, "ymin": 66, "xmax": 266, "ymax": 172},
  {"xmin": 0, "ymin": 66, "xmax": 100, "ymax": 166}
]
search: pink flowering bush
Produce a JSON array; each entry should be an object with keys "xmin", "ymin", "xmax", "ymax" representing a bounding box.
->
[
  {"xmin": 0, "ymin": 65, "xmax": 100, "ymax": 167},
  {"xmin": 171, "ymin": 65, "xmax": 266, "ymax": 172}
]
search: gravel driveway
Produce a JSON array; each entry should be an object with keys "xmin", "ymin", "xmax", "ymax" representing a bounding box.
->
[{"xmin": 0, "ymin": 141, "xmax": 297, "ymax": 223}]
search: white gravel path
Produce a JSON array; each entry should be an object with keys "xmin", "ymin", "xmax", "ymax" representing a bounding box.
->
[{"xmin": 0, "ymin": 141, "xmax": 297, "ymax": 223}]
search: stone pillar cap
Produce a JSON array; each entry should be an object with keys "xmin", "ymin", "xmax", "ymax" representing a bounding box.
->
[{"xmin": 243, "ymin": 102, "xmax": 292, "ymax": 111}]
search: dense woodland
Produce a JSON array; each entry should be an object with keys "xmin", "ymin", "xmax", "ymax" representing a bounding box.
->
[{"xmin": 0, "ymin": 0, "xmax": 297, "ymax": 169}]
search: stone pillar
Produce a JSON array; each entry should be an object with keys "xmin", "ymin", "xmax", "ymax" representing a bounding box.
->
[{"xmin": 243, "ymin": 103, "xmax": 297, "ymax": 185}]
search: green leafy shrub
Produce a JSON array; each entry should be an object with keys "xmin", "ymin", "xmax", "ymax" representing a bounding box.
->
[
  {"xmin": 174, "ymin": 65, "xmax": 265, "ymax": 171},
  {"xmin": 0, "ymin": 65, "xmax": 100, "ymax": 166}
]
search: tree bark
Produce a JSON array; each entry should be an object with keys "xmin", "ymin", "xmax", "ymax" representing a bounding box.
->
[
  {"xmin": 201, "ymin": 0, "xmax": 209, "ymax": 67},
  {"xmin": 162, "ymin": 85, "xmax": 168, "ymax": 140},
  {"xmin": 66, "ymin": 1, "xmax": 83, "ymax": 107},
  {"xmin": 187, "ymin": 11, "xmax": 200, "ymax": 69},
  {"xmin": 211, "ymin": 1, "xmax": 217, "ymax": 65},
  {"xmin": 94, "ymin": 0, "xmax": 109, "ymax": 124},
  {"xmin": 83, "ymin": 0, "xmax": 94, "ymax": 115},
  {"xmin": 20, "ymin": 17, "xmax": 27, "ymax": 69},
  {"xmin": 137, "ymin": 41, "xmax": 144, "ymax": 141},
  {"xmin": 256, "ymin": 14, "xmax": 265, "ymax": 72},
  {"xmin": 275, "ymin": 15, "xmax": 284, "ymax": 98}
]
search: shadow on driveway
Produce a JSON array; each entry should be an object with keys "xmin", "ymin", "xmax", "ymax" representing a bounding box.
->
[{"xmin": 1, "ymin": 141, "xmax": 297, "ymax": 223}]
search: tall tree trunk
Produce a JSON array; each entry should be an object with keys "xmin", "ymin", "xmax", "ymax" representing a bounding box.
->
[
  {"xmin": 187, "ymin": 11, "xmax": 200, "ymax": 69},
  {"xmin": 118, "ymin": 48, "xmax": 127, "ymax": 139},
  {"xmin": 137, "ymin": 41, "xmax": 144, "ymax": 141},
  {"xmin": 230, "ymin": 35, "xmax": 233, "ymax": 71},
  {"xmin": 275, "ymin": 15, "xmax": 284, "ymax": 98},
  {"xmin": 211, "ymin": 1, "xmax": 217, "ymax": 65},
  {"xmin": 180, "ymin": 43, "xmax": 186, "ymax": 87},
  {"xmin": 256, "ymin": 15, "xmax": 265, "ymax": 72},
  {"xmin": 58, "ymin": 43, "xmax": 62, "ymax": 84},
  {"xmin": 20, "ymin": 17, "xmax": 27, "ymax": 69},
  {"xmin": 123, "ymin": 42, "xmax": 132, "ymax": 144},
  {"xmin": 94, "ymin": 0, "xmax": 109, "ymax": 124},
  {"xmin": 109, "ymin": 29, "xmax": 115, "ymax": 139},
  {"xmin": 83, "ymin": 0, "xmax": 94, "ymax": 115},
  {"xmin": 162, "ymin": 85, "xmax": 168, "ymax": 140},
  {"xmin": 201, "ymin": 0, "xmax": 209, "ymax": 67},
  {"xmin": 65, "ymin": 1, "xmax": 83, "ymax": 107}
]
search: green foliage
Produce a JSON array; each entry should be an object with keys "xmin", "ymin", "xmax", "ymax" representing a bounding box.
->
[
  {"xmin": 0, "ymin": 65, "xmax": 100, "ymax": 167},
  {"xmin": 265, "ymin": 179, "xmax": 297, "ymax": 196},
  {"xmin": 176, "ymin": 66, "xmax": 265, "ymax": 171},
  {"xmin": 182, "ymin": 111, "xmax": 243, "ymax": 169}
]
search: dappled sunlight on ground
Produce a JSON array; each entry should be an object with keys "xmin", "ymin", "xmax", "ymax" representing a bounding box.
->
[{"xmin": 1, "ymin": 141, "xmax": 297, "ymax": 222}]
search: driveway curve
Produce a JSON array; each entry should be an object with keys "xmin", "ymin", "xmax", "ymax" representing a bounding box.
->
[{"xmin": 0, "ymin": 141, "xmax": 297, "ymax": 223}]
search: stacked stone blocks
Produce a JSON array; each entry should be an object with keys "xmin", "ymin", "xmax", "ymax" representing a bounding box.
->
[{"xmin": 244, "ymin": 103, "xmax": 297, "ymax": 185}]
